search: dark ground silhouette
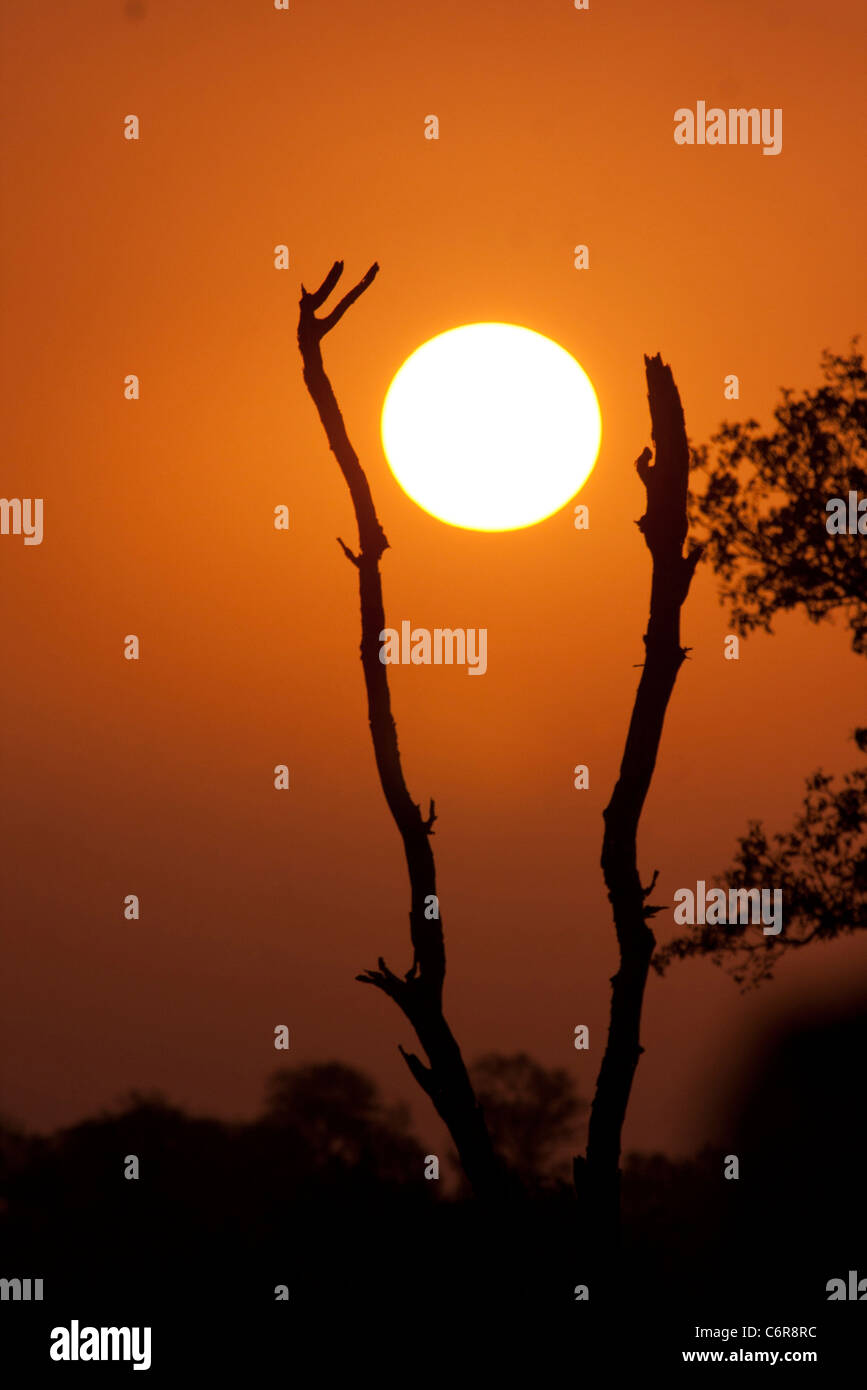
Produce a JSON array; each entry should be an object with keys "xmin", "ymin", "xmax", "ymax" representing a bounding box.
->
[{"xmin": 1, "ymin": 1022, "xmax": 863, "ymax": 1376}]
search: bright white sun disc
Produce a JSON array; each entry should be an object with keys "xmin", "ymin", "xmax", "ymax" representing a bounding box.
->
[{"xmin": 381, "ymin": 323, "xmax": 602, "ymax": 531}]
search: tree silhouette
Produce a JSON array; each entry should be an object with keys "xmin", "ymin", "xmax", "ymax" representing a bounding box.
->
[
  {"xmin": 467, "ymin": 1053, "xmax": 586, "ymax": 1190},
  {"xmin": 657, "ymin": 344, "xmax": 867, "ymax": 987},
  {"xmin": 297, "ymin": 262, "xmax": 514, "ymax": 1201},
  {"xmin": 261, "ymin": 1061, "xmax": 422, "ymax": 1182},
  {"xmin": 575, "ymin": 355, "xmax": 702, "ymax": 1267},
  {"xmin": 297, "ymin": 292, "xmax": 708, "ymax": 1260},
  {"xmin": 655, "ymin": 754, "xmax": 867, "ymax": 987},
  {"xmin": 688, "ymin": 340, "xmax": 866, "ymax": 652}
]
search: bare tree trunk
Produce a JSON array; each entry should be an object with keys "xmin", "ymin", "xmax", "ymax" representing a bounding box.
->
[
  {"xmin": 575, "ymin": 354, "xmax": 702, "ymax": 1269},
  {"xmin": 297, "ymin": 261, "xmax": 516, "ymax": 1201}
]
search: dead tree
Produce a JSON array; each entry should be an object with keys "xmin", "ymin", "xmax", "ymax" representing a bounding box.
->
[
  {"xmin": 575, "ymin": 354, "xmax": 703, "ymax": 1265},
  {"xmin": 297, "ymin": 261, "xmax": 515, "ymax": 1201}
]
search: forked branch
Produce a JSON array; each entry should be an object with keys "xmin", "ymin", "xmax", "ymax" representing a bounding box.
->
[
  {"xmin": 576, "ymin": 354, "xmax": 703, "ymax": 1261},
  {"xmin": 297, "ymin": 261, "xmax": 514, "ymax": 1200}
]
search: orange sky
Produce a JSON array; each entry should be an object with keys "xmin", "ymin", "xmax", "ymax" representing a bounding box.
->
[{"xmin": 1, "ymin": 0, "xmax": 865, "ymax": 1163}]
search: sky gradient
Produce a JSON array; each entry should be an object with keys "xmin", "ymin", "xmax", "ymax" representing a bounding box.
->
[{"xmin": 1, "ymin": 0, "xmax": 865, "ymax": 1165}]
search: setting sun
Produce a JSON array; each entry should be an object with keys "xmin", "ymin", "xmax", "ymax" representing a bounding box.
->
[{"xmin": 380, "ymin": 323, "xmax": 602, "ymax": 531}]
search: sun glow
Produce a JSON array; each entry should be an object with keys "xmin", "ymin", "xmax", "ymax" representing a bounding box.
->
[{"xmin": 380, "ymin": 323, "xmax": 602, "ymax": 531}]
